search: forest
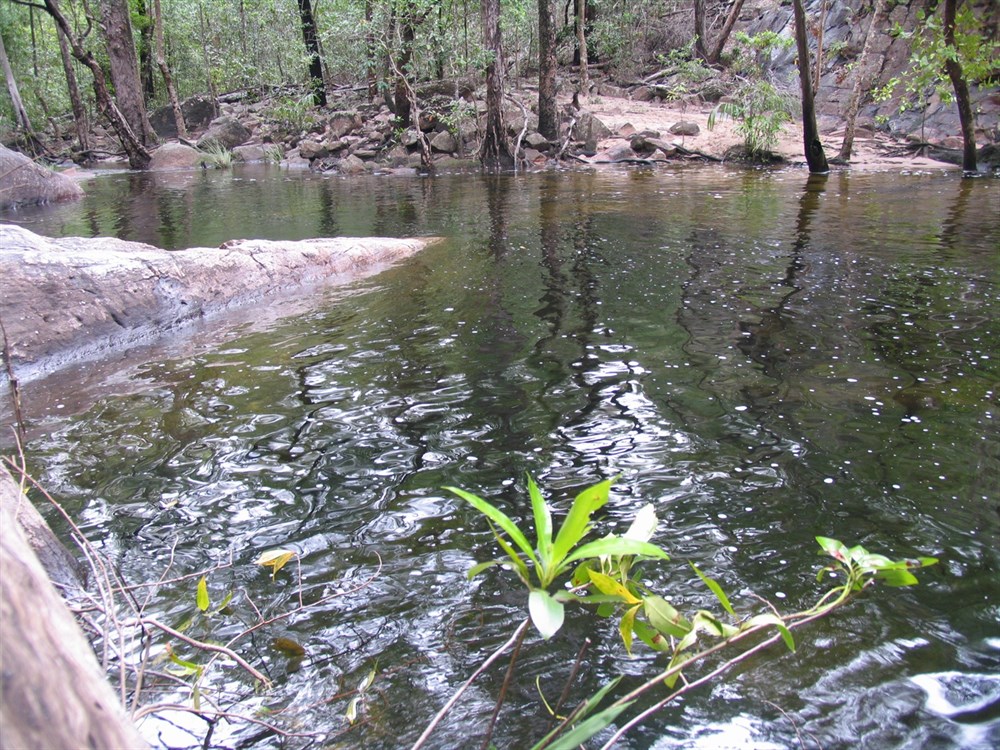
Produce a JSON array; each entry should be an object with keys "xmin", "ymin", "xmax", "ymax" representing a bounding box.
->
[{"xmin": 1, "ymin": 0, "xmax": 998, "ymax": 174}]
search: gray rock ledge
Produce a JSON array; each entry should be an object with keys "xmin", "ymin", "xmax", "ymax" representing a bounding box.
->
[{"xmin": 1, "ymin": 224, "xmax": 439, "ymax": 380}]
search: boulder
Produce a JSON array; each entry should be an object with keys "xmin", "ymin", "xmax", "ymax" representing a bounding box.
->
[
  {"xmin": 149, "ymin": 95, "xmax": 216, "ymax": 138},
  {"xmin": 572, "ymin": 112, "xmax": 612, "ymax": 149},
  {"xmin": 0, "ymin": 224, "xmax": 439, "ymax": 378},
  {"xmin": 149, "ymin": 142, "xmax": 203, "ymax": 170},
  {"xmin": 339, "ymin": 154, "xmax": 369, "ymax": 175},
  {"xmin": 430, "ymin": 130, "xmax": 458, "ymax": 153},
  {"xmin": 197, "ymin": 115, "xmax": 250, "ymax": 150},
  {"xmin": 232, "ymin": 144, "xmax": 271, "ymax": 162},
  {"xmin": 327, "ymin": 111, "xmax": 362, "ymax": 139},
  {"xmin": 0, "ymin": 145, "xmax": 84, "ymax": 209},
  {"xmin": 669, "ymin": 121, "xmax": 700, "ymax": 136},
  {"xmin": 298, "ymin": 139, "xmax": 329, "ymax": 160}
]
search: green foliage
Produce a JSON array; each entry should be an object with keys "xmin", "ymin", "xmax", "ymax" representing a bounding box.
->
[
  {"xmin": 447, "ymin": 476, "xmax": 669, "ymax": 639},
  {"xmin": 708, "ymin": 80, "xmax": 796, "ymax": 155},
  {"xmin": 872, "ymin": 5, "xmax": 1000, "ymax": 114},
  {"xmin": 267, "ymin": 93, "xmax": 318, "ymax": 134},
  {"xmin": 197, "ymin": 140, "xmax": 233, "ymax": 169}
]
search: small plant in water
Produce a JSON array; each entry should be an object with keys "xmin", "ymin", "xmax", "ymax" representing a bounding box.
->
[
  {"xmin": 198, "ymin": 140, "xmax": 233, "ymax": 169},
  {"xmin": 419, "ymin": 475, "xmax": 938, "ymax": 750}
]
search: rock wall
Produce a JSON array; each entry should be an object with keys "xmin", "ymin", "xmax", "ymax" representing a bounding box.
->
[{"xmin": 0, "ymin": 225, "xmax": 438, "ymax": 379}]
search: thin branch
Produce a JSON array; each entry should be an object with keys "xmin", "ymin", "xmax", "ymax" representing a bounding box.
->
[{"xmin": 139, "ymin": 618, "xmax": 271, "ymax": 686}]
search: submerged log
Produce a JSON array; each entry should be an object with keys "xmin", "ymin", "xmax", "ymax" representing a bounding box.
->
[
  {"xmin": 0, "ymin": 467, "xmax": 148, "ymax": 750},
  {"xmin": 0, "ymin": 225, "xmax": 439, "ymax": 379}
]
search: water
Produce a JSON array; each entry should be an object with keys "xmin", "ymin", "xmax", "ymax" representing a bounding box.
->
[{"xmin": 2, "ymin": 165, "xmax": 999, "ymax": 749}]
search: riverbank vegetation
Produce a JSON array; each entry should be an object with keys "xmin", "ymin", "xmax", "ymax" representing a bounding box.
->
[{"xmin": 1, "ymin": 0, "xmax": 997, "ymax": 172}]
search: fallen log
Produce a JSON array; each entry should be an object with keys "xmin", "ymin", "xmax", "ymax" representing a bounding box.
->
[{"xmin": 0, "ymin": 225, "xmax": 440, "ymax": 380}]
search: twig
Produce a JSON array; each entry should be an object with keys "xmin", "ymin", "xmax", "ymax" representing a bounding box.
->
[
  {"xmin": 411, "ymin": 617, "xmax": 531, "ymax": 750},
  {"xmin": 552, "ymin": 637, "xmax": 590, "ymax": 719},
  {"xmin": 139, "ymin": 618, "xmax": 271, "ymax": 686},
  {"xmin": 480, "ymin": 619, "xmax": 530, "ymax": 749}
]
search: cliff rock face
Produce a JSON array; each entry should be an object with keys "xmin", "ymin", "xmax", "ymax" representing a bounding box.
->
[
  {"xmin": 1, "ymin": 225, "xmax": 438, "ymax": 379},
  {"xmin": 742, "ymin": 0, "xmax": 999, "ymax": 144},
  {"xmin": 0, "ymin": 145, "xmax": 84, "ymax": 209}
]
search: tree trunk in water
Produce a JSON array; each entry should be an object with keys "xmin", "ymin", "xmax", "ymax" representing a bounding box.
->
[
  {"xmin": 56, "ymin": 25, "xmax": 89, "ymax": 152},
  {"xmin": 537, "ymin": 0, "xmax": 558, "ymax": 141},
  {"xmin": 943, "ymin": 0, "xmax": 977, "ymax": 173},
  {"xmin": 480, "ymin": 0, "xmax": 513, "ymax": 171},
  {"xmin": 792, "ymin": 0, "xmax": 829, "ymax": 173},
  {"xmin": 297, "ymin": 0, "xmax": 327, "ymax": 107},
  {"xmin": 838, "ymin": 0, "xmax": 886, "ymax": 162},
  {"xmin": 99, "ymin": 0, "xmax": 155, "ymax": 146},
  {"xmin": 42, "ymin": 0, "xmax": 151, "ymax": 169},
  {"xmin": 694, "ymin": 0, "xmax": 709, "ymax": 61},
  {"xmin": 708, "ymin": 0, "xmax": 746, "ymax": 64},
  {"xmin": 0, "ymin": 34, "xmax": 34, "ymax": 137},
  {"xmin": 153, "ymin": 0, "xmax": 187, "ymax": 139}
]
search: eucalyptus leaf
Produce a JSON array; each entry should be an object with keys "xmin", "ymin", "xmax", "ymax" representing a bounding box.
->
[
  {"xmin": 565, "ymin": 537, "xmax": 669, "ymax": 566},
  {"xmin": 644, "ymin": 595, "xmax": 691, "ymax": 638},
  {"xmin": 196, "ymin": 576, "xmax": 210, "ymax": 613},
  {"xmin": 690, "ymin": 562, "xmax": 735, "ymax": 616},
  {"xmin": 527, "ymin": 475, "xmax": 553, "ymax": 567}
]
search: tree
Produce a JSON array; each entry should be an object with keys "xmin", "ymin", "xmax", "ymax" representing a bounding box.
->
[
  {"xmin": 537, "ymin": 0, "xmax": 557, "ymax": 141},
  {"xmin": 838, "ymin": 0, "xmax": 887, "ymax": 162},
  {"xmin": 792, "ymin": 0, "xmax": 829, "ymax": 173},
  {"xmin": 98, "ymin": 0, "xmax": 155, "ymax": 145},
  {"xmin": 480, "ymin": 0, "xmax": 513, "ymax": 171},
  {"xmin": 55, "ymin": 20, "xmax": 89, "ymax": 152},
  {"xmin": 297, "ymin": 0, "xmax": 327, "ymax": 107},
  {"xmin": 0, "ymin": 30, "xmax": 34, "ymax": 138},
  {"xmin": 942, "ymin": 0, "xmax": 977, "ymax": 172},
  {"xmin": 38, "ymin": 0, "xmax": 151, "ymax": 169},
  {"xmin": 694, "ymin": 0, "xmax": 747, "ymax": 65},
  {"xmin": 152, "ymin": 0, "xmax": 186, "ymax": 139}
]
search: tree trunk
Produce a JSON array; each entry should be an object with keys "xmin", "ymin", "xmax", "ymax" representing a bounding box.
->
[
  {"xmin": 56, "ymin": 24, "xmax": 89, "ymax": 152},
  {"xmin": 197, "ymin": 0, "xmax": 219, "ymax": 117},
  {"xmin": 792, "ymin": 0, "xmax": 829, "ymax": 173},
  {"xmin": 0, "ymin": 33, "xmax": 34, "ymax": 137},
  {"xmin": 577, "ymin": 0, "xmax": 589, "ymax": 95},
  {"xmin": 838, "ymin": 0, "xmax": 886, "ymax": 162},
  {"xmin": 942, "ymin": 0, "xmax": 977, "ymax": 173},
  {"xmin": 393, "ymin": 17, "xmax": 415, "ymax": 127},
  {"xmin": 537, "ymin": 0, "xmax": 558, "ymax": 141},
  {"xmin": 365, "ymin": 0, "xmax": 377, "ymax": 101},
  {"xmin": 99, "ymin": 0, "xmax": 155, "ymax": 146},
  {"xmin": 42, "ymin": 0, "xmax": 151, "ymax": 169},
  {"xmin": 297, "ymin": 0, "xmax": 327, "ymax": 107},
  {"xmin": 153, "ymin": 0, "xmax": 186, "ymax": 139},
  {"xmin": 135, "ymin": 0, "xmax": 156, "ymax": 100},
  {"xmin": 694, "ymin": 0, "xmax": 709, "ymax": 62},
  {"xmin": 480, "ymin": 0, "xmax": 513, "ymax": 171},
  {"xmin": 708, "ymin": 0, "xmax": 746, "ymax": 64}
]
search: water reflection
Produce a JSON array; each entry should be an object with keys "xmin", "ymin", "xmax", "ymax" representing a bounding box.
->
[{"xmin": 5, "ymin": 168, "xmax": 999, "ymax": 749}]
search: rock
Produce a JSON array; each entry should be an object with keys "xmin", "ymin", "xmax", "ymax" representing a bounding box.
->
[
  {"xmin": 401, "ymin": 129, "xmax": 422, "ymax": 148},
  {"xmin": 327, "ymin": 111, "xmax": 362, "ymax": 139},
  {"xmin": 338, "ymin": 154, "xmax": 369, "ymax": 175},
  {"xmin": 430, "ymin": 130, "xmax": 458, "ymax": 153},
  {"xmin": 572, "ymin": 112, "xmax": 612, "ymax": 148},
  {"xmin": 0, "ymin": 146, "xmax": 84, "ymax": 209},
  {"xmin": 618, "ymin": 123, "xmax": 637, "ymax": 137},
  {"xmin": 600, "ymin": 142, "xmax": 637, "ymax": 161},
  {"xmin": 0, "ymin": 224, "xmax": 439, "ymax": 378},
  {"xmin": 386, "ymin": 145, "xmax": 410, "ymax": 167},
  {"xmin": 149, "ymin": 95, "xmax": 216, "ymax": 138},
  {"xmin": 298, "ymin": 139, "xmax": 329, "ymax": 160},
  {"xmin": 149, "ymin": 142, "xmax": 203, "ymax": 170},
  {"xmin": 669, "ymin": 121, "xmax": 700, "ymax": 136},
  {"xmin": 197, "ymin": 115, "xmax": 250, "ymax": 150},
  {"xmin": 232, "ymin": 144, "xmax": 270, "ymax": 162},
  {"xmin": 525, "ymin": 132, "xmax": 549, "ymax": 148}
]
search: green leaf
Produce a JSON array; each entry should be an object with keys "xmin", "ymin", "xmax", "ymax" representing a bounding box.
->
[
  {"xmin": 531, "ymin": 701, "xmax": 633, "ymax": 750},
  {"xmin": 488, "ymin": 520, "xmax": 532, "ymax": 585},
  {"xmin": 345, "ymin": 696, "xmax": 361, "ymax": 724},
  {"xmin": 446, "ymin": 486, "xmax": 539, "ymax": 567},
  {"xmin": 528, "ymin": 589, "xmax": 565, "ymax": 639},
  {"xmin": 527, "ymin": 475, "xmax": 553, "ymax": 567},
  {"xmin": 551, "ymin": 478, "xmax": 615, "ymax": 568},
  {"xmin": 565, "ymin": 537, "xmax": 669, "ymax": 566},
  {"xmin": 816, "ymin": 536, "xmax": 849, "ymax": 562},
  {"xmin": 744, "ymin": 614, "xmax": 795, "ymax": 652},
  {"xmin": 357, "ymin": 664, "xmax": 377, "ymax": 693},
  {"xmin": 467, "ymin": 558, "xmax": 505, "ymax": 580},
  {"xmin": 875, "ymin": 568, "xmax": 920, "ymax": 587},
  {"xmin": 631, "ymin": 618, "xmax": 672, "ymax": 652},
  {"xmin": 643, "ymin": 595, "xmax": 691, "ymax": 638},
  {"xmin": 620, "ymin": 604, "xmax": 640, "ymax": 655},
  {"xmin": 623, "ymin": 503, "xmax": 658, "ymax": 542},
  {"xmin": 587, "ymin": 569, "xmax": 641, "ymax": 605},
  {"xmin": 690, "ymin": 563, "xmax": 735, "ymax": 616},
  {"xmin": 195, "ymin": 576, "xmax": 210, "ymax": 613}
]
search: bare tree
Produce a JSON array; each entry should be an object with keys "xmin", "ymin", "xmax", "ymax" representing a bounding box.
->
[
  {"xmin": 838, "ymin": 0, "xmax": 887, "ymax": 162},
  {"xmin": 792, "ymin": 0, "xmax": 829, "ymax": 173},
  {"xmin": 694, "ymin": 0, "xmax": 747, "ymax": 65},
  {"xmin": 0, "ymin": 32, "xmax": 35, "ymax": 138},
  {"xmin": 480, "ymin": 0, "xmax": 513, "ymax": 171},
  {"xmin": 537, "ymin": 0, "xmax": 558, "ymax": 141},
  {"xmin": 98, "ymin": 0, "xmax": 155, "ymax": 145},
  {"xmin": 297, "ymin": 0, "xmax": 327, "ymax": 107},
  {"xmin": 152, "ymin": 0, "xmax": 186, "ymax": 139}
]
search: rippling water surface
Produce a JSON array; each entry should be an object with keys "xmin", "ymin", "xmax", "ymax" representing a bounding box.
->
[{"xmin": 3, "ymin": 166, "xmax": 999, "ymax": 749}]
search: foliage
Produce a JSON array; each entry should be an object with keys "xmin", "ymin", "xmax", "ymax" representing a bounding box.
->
[
  {"xmin": 872, "ymin": 4, "xmax": 1000, "ymax": 115},
  {"xmin": 197, "ymin": 140, "xmax": 232, "ymax": 168},
  {"xmin": 266, "ymin": 91, "xmax": 319, "ymax": 134},
  {"xmin": 446, "ymin": 476, "xmax": 669, "ymax": 638},
  {"xmin": 437, "ymin": 475, "xmax": 938, "ymax": 748}
]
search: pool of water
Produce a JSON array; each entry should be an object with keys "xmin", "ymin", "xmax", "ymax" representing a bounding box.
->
[{"xmin": 3, "ymin": 165, "xmax": 999, "ymax": 749}]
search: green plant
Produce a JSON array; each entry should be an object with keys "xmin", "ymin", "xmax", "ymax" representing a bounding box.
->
[
  {"xmin": 708, "ymin": 79, "xmax": 796, "ymax": 155},
  {"xmin": 447, "ymin": 476, "xmax": 669, "ymax": 639},
  {"xmin": 422, "ymin": 476, "xmax": 939, "ymax": 749},
  {"xmin": 268, "ymin": 92, "xmax": 318, "ymax": 134},
  {"xmin": 198, "ymin": 140, "xmax": 233, "ymax": 169}
]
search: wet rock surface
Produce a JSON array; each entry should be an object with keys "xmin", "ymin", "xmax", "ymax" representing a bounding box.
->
[{"xmin": 0, "ymin": 224, "xmax": 438, "ymax": 379}]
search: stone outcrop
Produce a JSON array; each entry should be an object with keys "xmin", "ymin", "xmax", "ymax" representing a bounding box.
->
[
  {"xmin": 149, "ymin": 142, "xmax": 203, "ymax": 170},
  {"xmin": 0, "ymin": 145, "xmax": 84, "ymax": 209},
  {"xmin": 197, "ymin": 115, "xmax": 250, "ymax": 150},
  {"xmin": 0, "ymin": 224, "xmax": 438, "ymax": 379}
]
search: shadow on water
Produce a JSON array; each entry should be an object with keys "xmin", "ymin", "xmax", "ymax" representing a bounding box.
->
[{"xmin": 2, "ymin": 166, "xmax": 999, "ymax": 749}]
